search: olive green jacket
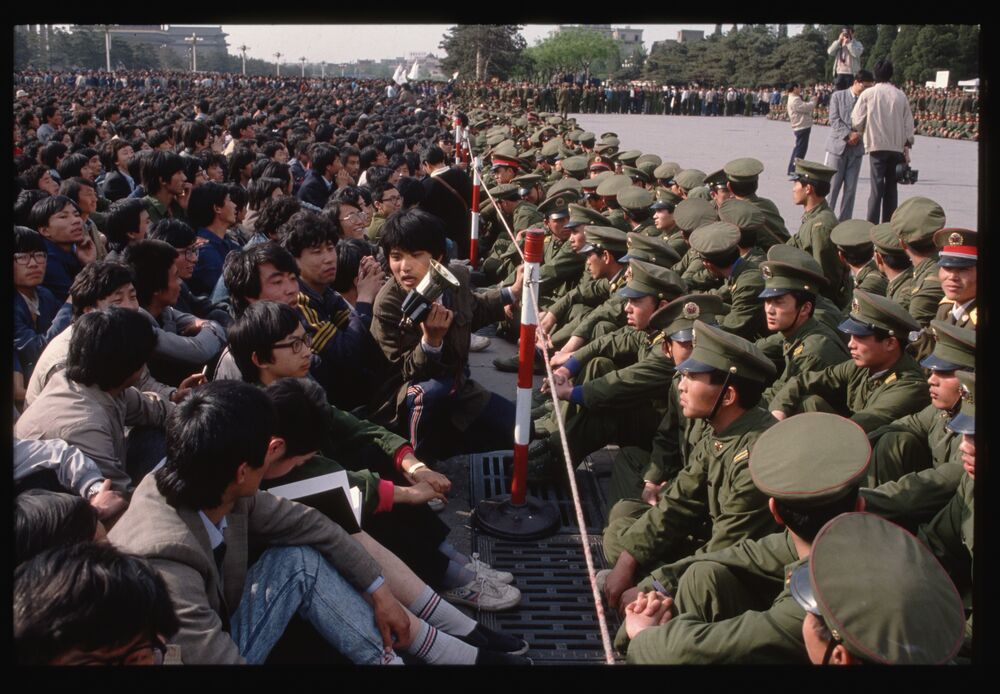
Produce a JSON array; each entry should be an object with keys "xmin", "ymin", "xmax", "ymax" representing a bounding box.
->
[
  {"xmin": 851, "ymin": 259, "xmax": 888, "ymax": 296},
  {"xmin": 574, "ymin": 328, "xmax": 676, "ymax": 412},
  {"xmin": 745, "ymin": 194, "xmax": 791, "ymax": 250},
  {"xmin": 788, "ymin": 200, "xmax": 848, "ymax": 308},
  {"xmin": 885, "ymin": 266, "xmax": 915, "ymax": 312},
  {"xmin": 759, "ymin": 317, "xmax": 851, "ymax": 403},
  {"xmin": 908, "ymin": 255, "xmax": 944, "ymax": 327},
  {"xmin": 712, "ymin": 255, "xmax": 767, "ymax": 341}
]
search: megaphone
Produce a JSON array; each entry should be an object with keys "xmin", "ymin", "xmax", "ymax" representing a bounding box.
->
[{"xmin": 398, "ymin": 259, "xmax": 461, "ymax": 328}]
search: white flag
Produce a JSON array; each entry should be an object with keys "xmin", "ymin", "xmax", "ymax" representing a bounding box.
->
[{"xmin": 408, "ymin": 61, "xmax": 420, "ymax": 81}]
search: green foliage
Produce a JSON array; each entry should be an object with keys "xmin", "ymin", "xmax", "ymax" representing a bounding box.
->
[
  {"xmin": 526, "ymin": 27, "xmax": 620, "ymax": 81},
  {"xmin": 439, "ymin": 25, "xmax": 527, "ymax": 81},
  {"xmin": 890, "ymin": 25, "xmax": 921, "ymax": 81},
  {"xmin": 867, "ymin": 25, "xmax": 897, "ymax": 70}
]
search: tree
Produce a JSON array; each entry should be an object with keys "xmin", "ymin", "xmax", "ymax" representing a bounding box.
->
[
  {"xmin": 890, "ymin": 25, "xmax": 921, "ymax": 82},
  {"xmin": 867, "ymin": 24, "xmax": 897, "ymax": 71},
  {"xmin": 778, "ymin": 24, "xmax": 789, "ymax": 39},
  {"xmin": 526, "ymin": 27, "xmax": 620, "ymax": 82},
  {"xmin": 439, "ymin": 25, "xmax": 526, "ymax": 81}
]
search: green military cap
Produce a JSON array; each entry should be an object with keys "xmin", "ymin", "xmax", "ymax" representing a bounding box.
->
[
  {"xmin": 537, "ymin": 191, "xmax": 574, "ymax": 219},
  {"xmin": 598, "ymin": 135, "xmax": 621, "ymax": 148},
  {"xmin": 687, "ymin": 186, "xmax": 713, "ymax": 201},
  {"xmin": 546, "ymin": 115, "xmax": 563, "ymax": 126},
  {"xmin": 636, "ymin": 160, "xmax": 659, "ymax": 179},
  {"xmin": 596, "ymin": 174, "xmax": 634, "ymax": 197},
  {"xmin": 839, "ymin": 289, "xmax": 921, "ymax": 339},
  {"xmin": 566, "ymin": 202, "xmax": 613, "ymax": 229},
  {"xmin": 485, "ymin": 131, "xmax": 509, "ymax": 147},
  {"xmin": 540, "ymin": 138, "xmax": 562, "ymax": 158},
  {"xmin": 920, "ymin": 320, "xmax": 976, "ymax": 371},
  {"xmin": 649, "ymin": 293, "xmax": 725, "ymax": 342},
  {"xmin": 653, "ymin": 161, "xmax": 682, "ymax": 182},
  {"xmin": 566, "ymin": 129, "xmax": 584, "ymax": 143},
  {"xmin": 578, "ymin": 225, "xmax": 629, "ymax": 257},
  {"xmin": 589, "ymin": 156, "xmax": 614, "ymax": 173},
  {"xmin": 579, "ymin": 173, "xmax": 607, "ymax": 192},
  {"xmin": 869, "ymin": 222, "xmax": 906, "ymax": 255},
  {"xmin": 513, "ymin": 117, "xmax": 529, "ymax": 129},
  {"xmin": 790, "ymin": 512, "xmax": 965, "ymax": 665},
  {"xmin": 651, "ymin": 189, "xmax": 683, "ymax": 210},
  {"xmin": 722, "ymin": 157, "xmax": 764, "ymax": 183},
  {"xmin": 889, "ymin": 196, "xmax": 946, "ymax": 244},
  {"xmin": 595, "ymin": 142, "xmax": 618, "ymax": 156},
  {"xmin": 488, "ymin": 182, "xmax": 521, "ymax": 202},
  {"xmin": 792, "ymin": 158, "xmax": 836, "ymax": 186},
  {"xmin": 520, "ymin": 147, "xmax": 538, "ymax": 162},
  {"xmin": 527, "ymin": 131, "xmax": 542, "ymax": 147},
  {"xmin": 622, "ymin": 166, "xmax": 652, "ymax": 185},
  {"xmin": 600, "ymin": 131, "xmax": 619, "ymax": 139},
  {"xmin": 758, "ymin": 251, "xmax": 828, "ymax": 298},
  {"xmin": 946, "ymin": 371, "xmax": 975, "ymax": 435},
  {"xmin": 933, "ymin": 228, "xmax": 977, "ymax": 268},
  {"xmin": 616, "ymin": 187, "xmax": 655, "ymax": 211},
  {"xmin": 750, "ymin": 413, "xmax": 870, "ymax": 503},
  {"xmin": 677, "ymin": 319, "xmax": 777, "ymax": 383},
  {"xmin": 689, "ymin": 221, "xmax": 741, "ymax": 257},
  {"xmin": 830, "ymin": 219, "xmax": 876, "ymax": 249},
  {"xmin": 636, "ymin": 153, "xmax": 662, "ymax": 168},
  {"xmin": 513, "ymin": 173, "xmax": 543, "ymax": 190},
  {"xmin": 617, "ymin": 258, "xmax": 685, "ymax": 300},
  {"xmin": 673, "ymin": 168, "xmax": 706, "ymax": 191},
  {"xmin": 578, "ymin": 131, "xmax": 596, "ymax": 145},
  {"xmin": 703, "ymin": 168, "xmax": 728, "ymax": 190},
  {"xmin": 673, "ymin": 198, "xmax": 718, "ymax": 232},
  {"xmin": 561, "ymin": 155, "xmax": 590, "ymax": 179},
  {"xmin": 766, "ymin": 243, "xmax": 827, "ymax": 276},
  {"xmin": 718, "ymin": 198, "xmax": 765, "ymax": 232},
  {"xmin": 617, "ymin": 149, "xmax": 642, "ymax": 167},
  {"xmin": 469, "ymin": 118, "xmax": 489, "ymax": 130},
  {"xmin": 622, "ymin": 232, "xmax": 682, "ymax": 268}
]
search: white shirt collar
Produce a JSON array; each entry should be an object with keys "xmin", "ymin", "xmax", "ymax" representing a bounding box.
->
[
  {"xmin": 951, "ymin": 298, "xmax": 974, "ymax": 321},
  {"xmin": 198, "ymin": 511, "xmax": 228, "ymax": 550}
]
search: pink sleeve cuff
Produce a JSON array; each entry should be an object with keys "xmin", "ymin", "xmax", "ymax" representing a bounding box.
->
[
  {"xmin": 394, "ymin": 444, "xmax": 415, "ymax": 470},
  {"xmin": 375, "ymin": 480, "xmax": 395, "ymax": 513}
]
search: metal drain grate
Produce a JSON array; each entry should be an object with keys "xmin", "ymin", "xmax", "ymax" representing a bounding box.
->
[
  {"xmin": 469, "ymin": 450, "xmax": 608, "ymax": 532},
  {"xmin": 468, "ymin": 451, "xmax": 622, "ymax": 663}
]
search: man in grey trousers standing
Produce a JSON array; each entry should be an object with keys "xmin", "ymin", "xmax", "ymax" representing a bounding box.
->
[{"xmin": 825, "ymin": 70, "xmax": 874, "ymax": 222}]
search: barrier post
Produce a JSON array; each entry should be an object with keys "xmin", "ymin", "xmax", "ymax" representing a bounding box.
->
[{"xmin": 469, "ymin": 156, "xmax": 481, "ymax": 268}]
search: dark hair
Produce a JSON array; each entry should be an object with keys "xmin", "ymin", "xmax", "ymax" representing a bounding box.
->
[
  {"xmin": 68, "ymin": 261, "xmax": 135, "ymax": 319},
  {"xmin": 57, "ymin": 152, "xmax": 91, "ymax": 181},
  {"xmin": 28, "ymin": 194, "xmax": 78, "ymax": 232},
  {"xmin": 700, "ymin": 247, "xmax": 741, "ymax": 269},
  {"xmin": 259, "ymin": 161, "xmax": 291, "ymax": 189},
  {"xmin": 14, "ymin": 542, "xmax": 179, "ymax": 665},
  {"xmin": 340, "ymin": 145, "xmax": 360, "ymax": 167},
  {"xmin": 228, "ymin": 147, "xmax": 256, "ymax": 184},
  {"xmin": 186, "ymin": 180, "xmax": 230, "ymax": 229},
  {"xmin": 197, "ymin": 149, "xmax": 228, "ymax": 175},
  {"xmin": 707, "ymin": 370, "xmax": 766, "ymax": 410},
  {"xmin": 332, "ymin": 237, "xmax": 372, "ymax": 293},
  {"xmin": 248, "ymin": 177, "xmax": 285, "ymax": 210},
  {"xmin": 873, "ymin": 59, "xmax": 894, "ymax": 83},
  {"xmin": 58, "ymin": 176, "xmax": 96, "ymax": 206},
  {"xmin": 99, "ymin": 138, "xmax": 132, "ymax": 173},
  {"xmin": 379, "ymin": 207, "xmax": 447, "ymax": 260},
  {"xmin": 421, "ymin": 145, "xmax": 446, "ymax": 167},
  {"xmin": 804, "ymin": 179, "xmax": 831, "ymax": 198},
  {"xmin": 855, "ymin": 69, "xmax": 874, "ymax": 83},
  {"xmin": 773, "ymin": 487, "xmax": 860, "ymax": 542},
  {"xmin": 255, "ymin": 196, "xmax": 302, "ymax": 241},
  {"xmin": 839, "ymin": 243, "xmax": 874, "ymax": 266},
  {"xmin": 309, "ymin": 144, "xmax": 339, "ymax": 174},
  {"xmin": 13, "ymin": 225, "xmax": 47, "ymax": 254},
  {"xmin": 65, "ymin": 307, "xmax": 156, "ymax": 390},
  {"xmin": 789, "ymin": 82, "xmax": 801, "ymax": 91},
  {"xmin": 105, "ymin": 198, "xmax": 148, "ymax": 253},
  {"xmin": 623, "ymin": 206, "xmax": 652, "ymax": 224},
  {"xmin": 228, "ymin": 301, "xmax": 302, "ymax": 382},
  {"xmin": 366, "ymin": 165, "xmax": 393, "ymax": 190},
  {"xmin": 265, "ymin": 377, "xmax": 329, "ymax": 457},
  {"xmin": 223, "ymin": 242, "xmax": 300, "ymax": 317},
  {"xmin": 155, "ymin": 380, "xmax": 277, "ymax": 509},
  {"xmin": 230, "ymin": 116, "xmax": 253, "ymax": 136},
  {"xmin": 144, "ymin": 151, "xmax": 185, "ymax": 195},
  {"xmin": 18, "ymin": 167, "xmax": 54, "ymax": 197},
  {"xmin": 40, "ymin": 141, "xmax": 69, "ymax": 169},
  {"xmin": 280, "ymin": 210, "xmax": 337, "ymax": 258},
  {"xmin": 181, "ymin": 120, "xmax": 210, "ymax": 151},
  {"xmin": 41, "ymin": 105, "xmax": 58, "ymax": 122},
  {"xmin": 149, "ymin": 218, "xmax": 197, "ymax": 250},
  {"xmin": 878, "ymin": 249, "xmax": 912, "ymax": 271},
  {"xmin": 786, "ymin": 289, "xmax": 817, "ymax": 318},
  {"xmin": 14, "ymin": 490, "xmax": 98, "ymax": 566},
  {"xmin": 123, "ymin": 239, "xmax": 179, "ymax": 307}
]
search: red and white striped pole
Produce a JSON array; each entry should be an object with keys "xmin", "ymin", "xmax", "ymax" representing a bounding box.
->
[
  {"xmin": 469, "ymin": 155, "xmax": 481, "ymax": 268},
  {"xmin": 510, "ymin": 228, "xmax": 544, "ymax": 505},
  {"xmin": 453, "ymin": 117, "xmax": 463, "ymax": 166}
]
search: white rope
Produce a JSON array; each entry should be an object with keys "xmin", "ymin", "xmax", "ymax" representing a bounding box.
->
[{"xmin": 463, "ymin": 135, "xmax": 527, "ymax": 265}]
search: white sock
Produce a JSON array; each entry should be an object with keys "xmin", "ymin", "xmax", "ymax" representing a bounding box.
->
[
  {"xmin": 404, "ymin": 619, "xmax": 477, "ymax": 664},
  {"xmin": 409, "ymin": 585, "xmax": 477, "ymax": 637}
]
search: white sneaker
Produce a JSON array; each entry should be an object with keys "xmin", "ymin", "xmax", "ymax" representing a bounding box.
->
[
  {"xmin": 469, "ymin": 334, "xmax": 491, "ymax": 352},
  {"xmin": 465, "ymin": 552, "xmax": 514, "ymax": 585},
  {"xmin": 442, "ymin": 576, "xmax": 521, "ymax": 611}
]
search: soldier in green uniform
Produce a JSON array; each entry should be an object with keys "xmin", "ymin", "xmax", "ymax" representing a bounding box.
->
[
  {"xmin": 787, "ymin": 159, "xmax": 849, "ymax": 308},
  {"xmin": 671, "ymin": 169, "xmax": 706, "ymax": 199},
  {"xmin": 932, "ymin": 228, "xmax": 977, "ymax": 330},
  {"xmin": 688, "ymin": 222, "xmax": 767, "ymax": 341},
  {"xmin": 560, "ymin": 154, "xmax": 589, "ymax": 182},
  {"xmin": 653, "ymin": 161, "xmax": 681, "ymax": 191},
  {"xmin": 620, "ymin": 413, "xmax": 869, "ymax": 664},
  {"xmin": 703, "ymin": 168, "xmax": 734, "ymax": 210},
  {"xmin": 601, "ymin": 320, "xmax": 778, "ymax": 608},
  {"xmin": 651, "ymin": 191, "xmax": 684, "ymax": 254},
  {"xmin": 717, "ymin": 198, "xmax": 767, "ymax": 265},
  {"xmin": 557, "ymin": 84, "xmax": 571, "ymax": 120},
  {"xmin": 616, "ymin": 187, "xmax": 657, "ymax": 236},
  {"xmin": 862, "ymin": 321, "xmax": 974, "ymax": 526},
  {"xmin": 595, "ymin": 174, "xmax": 633, "ymax": 232},
  {"xmin": 510, "ymin": 173, "xmax": 545, "ymax": 232},
  {"xmin": 917, "ymin": 370, "xmax": 975, "ymax": 659},
  {"xmin": 672, "ymin": 198, "xmax": 722, "ymax": 293},
  {"xmin": 768, "ymin": 289, "xmax": 930, "ymax": 433},
  {"xmin": 529, "ymin": 261, "xmax": 685, "ymax": 474},
  {"xmin": 790, "ymin": 512, "xmax": 965, "ymax": 665},
  {"xmin": 890, "ymin": 196, "xmax": 945, "ymax": 331},
  {"xmin": 607, "ymin": 294, "xmax": 722, "ymax": 510},
  {"xmin": 478, "ymin": 183, "xmax": 524, "ymax": 284},
  {"xmin": 829, "ymin": 219, "xmax": 887, "ymax": 298},
  {"xmin": 723, "ymin": 157, "xmax": 790, "ymax": 249},
  {"xmin": 870, "ymin": 222, "xmax": 914, "ymax": 310},
  {"xmin": 760, "ymin": 245, "xmax": 845, "ymax": 338},
  {"xmin": 755, "ymin": 251, "xmax": 850, "ymax": 403}
]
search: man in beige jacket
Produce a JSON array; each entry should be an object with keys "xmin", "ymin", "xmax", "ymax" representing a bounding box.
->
[{"xmin": 786, "ymin": 83, "xmax": 816, "ymax": 177}]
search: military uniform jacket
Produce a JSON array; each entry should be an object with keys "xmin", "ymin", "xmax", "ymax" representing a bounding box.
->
[
  {"xmin": 605, "ymin": 208, "xmax": 632, "ymax": 233},
  {"xmin": 571, "ymin": 294, "xmax": 627, "ymax": 339},
  {"xmin": 547, "ymin": 269, "xmax": 625, "ymax": 324},
  {"xmin": 746, "ymin": 194, "xmax": 791, "ymax": 249},
  {"xmin": 862, "ymin": 403, "xmax": 964, "ymax": 525},
  {"xmin": 370, "ymin": 263, "xmax": 507, "ymax": 432},
  {"xmin": 574, "ymin": 328, "xmax": 676, "ymax": 412},
  {"xmin": 538, "ymin": 235, "xmax": 587, "ymax": 305},
  {"xmin": 935, "ymin": 296, "xmax": 977, "ymax": 330},
  {"xmin": 622, "ymin": 531, "xmax": 808, "ymax": 664},
  {"xmin": 512, "ymin": 200, "xmax": 543, "ymax": 233},
  {"xmin": 768, "ymin": 352, "xmax": 931, "ymax": 433},
  {"xmin": 760, "ymin": 317, "xmax": 851, "ymax": 403},
  {"xmin": 664, "ymin": 229, "xmax": 688, "ymax": 259},
  {"xmin": 789, "ymin": 201, "xmax": 848, "ymax": 307},
  {"xmin": 678, "ymin": 249, "xmax": 724, "ymax": 293},
  {"xmin": 885, "ymin": 266, "xmax": 915, "ymax": 312},
  {"xmin": 908, "ymin": 255, "xmax": 944, "ymax": 326},
  {"xmin": 642, "ymin": 374, "xmax": 708, "ymax": 484},
  {"xmin": 850, "ymin": 260, "xmax": 888, "ymax": 296},
  {"xmin": 713, "ymin": 255, "xmax": 768, "ymax": 341},
  {"xmin": 616, "ymin": 406, "xmax": 779, "ymax": 568}
]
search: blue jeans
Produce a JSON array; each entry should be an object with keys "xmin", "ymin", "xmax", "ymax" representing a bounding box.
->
[
  {"xmin": 788, "ymin": 128, "xmax": 811, "ymax": 175},
  {"xmin": 231, "ymin": 546, "xmax": 400, "ymax": 665}
]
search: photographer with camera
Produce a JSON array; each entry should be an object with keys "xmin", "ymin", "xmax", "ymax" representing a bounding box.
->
[
  {"xmin": 851, "ymin": 59, "xmax": 916, "ymax": 224},
  {"xmin": 828, "ymin": 27, "xmax": 864, "ymax": 91}
]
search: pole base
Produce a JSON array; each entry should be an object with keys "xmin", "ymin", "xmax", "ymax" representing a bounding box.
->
[{"xmin": 473, "ymin": 494, "xmax": 561, "ymax": 541}]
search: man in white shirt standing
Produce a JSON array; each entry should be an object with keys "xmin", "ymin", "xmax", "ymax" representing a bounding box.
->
[
  {"xmin": 786, "ymin": 83, "xmax": 816, "ymax": 177},
  {"xmin": 827, "ymin": 26, "xmax": 864, "ymax": 91}
]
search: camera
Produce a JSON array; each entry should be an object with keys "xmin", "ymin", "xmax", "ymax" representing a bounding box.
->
[
  {"xmin": 896, "ymin": 162, "xmax": 919, "ymax": 185},
  {"xmin": 398, "ymin": 259, "xmax": 461, "ymax": 328}
]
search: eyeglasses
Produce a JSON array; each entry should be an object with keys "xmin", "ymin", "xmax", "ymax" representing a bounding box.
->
[
  {"xmin": 340, "ymin": 211, "xmax": 365, "ymax": 224},
  {"xmin": 379, "ymin": 194, "xmax": 402, "ymax": 204},
  {"xmin": 183, "ymin": 246, "xmax": 201, "ymax": 260},
  {"xmin": 70, "ymin": 636, "xmax": 167, "ymax": 666},
  {"xmin": 14, "ymin": 251, "xmax": 47, "ymax": 266},
  {"xmin": 273, "ymin": 333, "xmax": 313, "ymax": 354}
]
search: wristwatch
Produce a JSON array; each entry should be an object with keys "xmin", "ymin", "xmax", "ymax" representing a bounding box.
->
[{"xmin": 85, "ymin": 479, "xmax": 105, "ymax": 499}]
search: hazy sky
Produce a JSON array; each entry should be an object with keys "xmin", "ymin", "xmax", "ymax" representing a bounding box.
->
[{"xmin": 208, "ymin": 24, "xmax": 805, "ymax": 66}]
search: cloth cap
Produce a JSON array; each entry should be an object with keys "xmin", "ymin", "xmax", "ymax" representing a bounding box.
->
[
  {"xmin": 673, "ymin": 198, "xmax": 718, "ymax": 232},
  {"xmin": 718, "ymin": 198, "xmax": 765, "ymax": 232},
  {"xmin": 489, "ymin": 183, "xmax": 521, "ymax": 201},
  {"xmin": 920, "ymin": 320, "xmax": 976, "ymax": 372},
  {"xmin": 651, "ymin": 189, "xmax": 683, "ymax": 210},
  {"xmin": 703, "ymin": 168, "xmax": 728, "ymax": 189},
  {"xmin": 561, "ymin": 155, "xmax": 590, "ymax": 177},
  {"xmin": 578, "ymin": 131, "xmax": 596, "ymax": 145},
  {"xmin": 546, "ymin": 177, "xmax": 583, "ymax": 200},
  {"xmin": 653, "ymin": 161, "xmax": 682, "ymax": 181},
  {"xmin": 622, "ymin": 232, "xmax": 681, "ymax": 267},
  {"xmin": 674, "ymin": 169, "xmax": 707, "ymax": 191},
  {"xmin": 578, "ymin": 226, "xmax": 629, "ymax": 257},
  {"xmin": 537, "ymin": 192, "xmax": 574, "ymax": 218},
  {"xmin": 890, "ymin": 196, "xmax": 946, "ymax": 244},
  {"xmin": 794, "ymin": 512, "xmax": 965, "ymax": 665},
  {"xmin": 637, "ymin": 160, "xmax": 659, "ymax": 179},
  {"xmin": 636, "ymin": 153, "xmax": 662, "ymax": 168},
  {"xmin": 758, "ymin": 253, "xmax": 828, "ymax": 298},
  {"xmin": 933, "ymin": 228, "xmax": 977, "ymax": 268},
  {"xmin": 723, "ymin": 157, "xmax": 765, "ymax": 183},
  {"xmin": 622, "ymin": 165, "xmax": 652, "ymax": 184},
  {"xmin": 838, "ymin": 289, "xmax": 921, "ymax": 338},
  {"xmin": 830, "ymin": 219, "xmax": 876, "ymax": 249},
  {"xmin": 617, "ymin": 258, "xmax": 685, "ymax": 300},
  {"xmin": 617, "ymin": 149, "xmax": 642, "ymax": 166},
  {"xmin": 616, "ymin": 187, "xmax": 655, "ymax": 211},
  {"xmin": 581, "ymin": 171, "xmax": 611, "ymax": 191},
  {"xmin": 566, "ymin": 203, "xmax": 612, "ymax": 228},
  {"xmin": 676, "ymin": 319, "xmax": 776, "ymax": 383},
  {"xmin": 750, "ymin": 413, "xmax": 870, "ymax": 502},
  {"xmin": 946, "ymin": 371, "xmax": 975, "ymax": 434},
  {"xmin": 689, "ymin": 222, "xmax": 741, "ymax": 256},
  {"xmin": 540, "ymin": 138, "xmax": 563, "ymax": 157},
  {"xmin": 792, "ymin": 158, "xmax": 836, "ymax": 185},
  {"xmin": 870, "ymin": 222, "xmax": 906, "ymax": 254},
  {"xmin": 686, "ymin": 186, "xmax": 713, "ymax": 201},
  {"xmin": 596, "ymin": 174, "xmax": 634, "ymax": 197},
  {"xmin": 649, "ymin": 293, "xmax": 725, "ymax": 341}
]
